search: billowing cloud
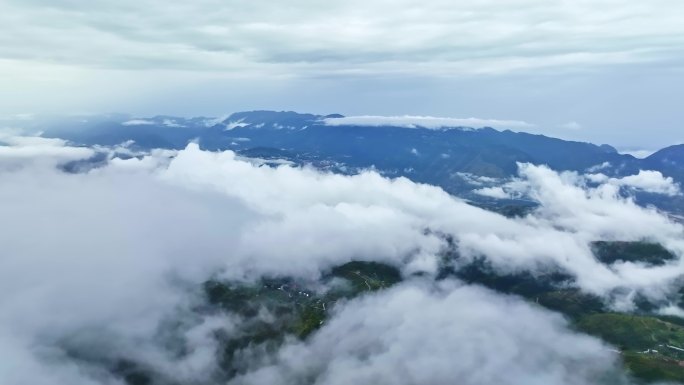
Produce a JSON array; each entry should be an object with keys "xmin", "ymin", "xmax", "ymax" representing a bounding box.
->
[
  {"xmin": 0, "ymin": 154, "xmax": 256, "ymax": 384},
  {"xmin": 231, "ymin": 283, "xmax": 626, "ymax": 385},
  {"xmin": 101, "ymin": 144, "xmax": 684, "ymax": 305},
  {"xmin": 1, "ymin": 138, "xmax": 683, "ymax": 384},
  {"xmin": 587, "ymin": 170, "xmax": 681, "ymax": 196},
  {"xmin": 477, "ymin": 166, "xmax": 681, "ymax": 199},
  {"xmin": 0, "ymin": 133, "xmax": 94, "ymax": 168}
]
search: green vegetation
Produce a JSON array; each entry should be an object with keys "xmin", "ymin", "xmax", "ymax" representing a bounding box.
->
[
  {"xmin": 116, "ymin": 247, "xmax": 683, "ymax": 385},
  {"xmin": 591, "ymin": 241, "xmax": 676, "ymax": 266},
  {"xmin": 453, "ymin": 258, "xmax": 579, "ymax": 304},
  {"xmin": 537, "ymin": 289, "xmax": 606, "ymax": 319},
  {"xmin": 201, "ymin": 261, "xmax": 403, "ymax": 380},
  {"xmin": 448, "ymin": 254, "xmax": 684, "ymax": 383},
  {"xmin": 623, "ymin": 352, "xmax": 684, "ymax": 383},
  {"xmin": 576, "ymin": 314, "xmax": 684, "ymax": 382},
  {"xmin": 205, "ymin": 278, "xmax": 331, "ymax": 376},
  {"xmin": 577, "ymin": 314, "xmax": 684, "ymax": 352},
  {"xmin": 328, "ymin": 260, "xmax": 402, "ymax": 293},
  {"xmin": 451, "ymin": 259, "xmax": 609, "ymax": 320},
  {"xmin": 470, "ymin": 202, "xmax": 537, "ymax": 218},
  {"xmin": 111, "ymin": 360, "xmax": 153, "ymax": 385},
  {"xmin": 295, "ymin": 306, "xmax": 327, "ymax": 337},
  {"xmin": 199, "ymin": 241, "xmax": 684, "ymax": 384}
]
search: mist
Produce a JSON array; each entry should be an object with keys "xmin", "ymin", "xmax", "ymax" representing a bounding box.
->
[{"xmin": 1, "ymin": 134, "xmax": 683, "ymax": 384}]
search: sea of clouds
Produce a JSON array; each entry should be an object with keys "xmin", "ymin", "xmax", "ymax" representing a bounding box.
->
[{"xmin": 1, "ymin": 133, "xmax": 683, "ymax": 384}]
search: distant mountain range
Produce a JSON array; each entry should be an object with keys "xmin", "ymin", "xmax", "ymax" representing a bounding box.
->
[{"xmin": 29, "ymin": 110, "xmax": 684, "ymax": 211}]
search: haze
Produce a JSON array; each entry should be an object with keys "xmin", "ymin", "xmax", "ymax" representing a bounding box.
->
[{"xmin": 2, "ymin": 0, "xmax": 684, "ymax": 149}]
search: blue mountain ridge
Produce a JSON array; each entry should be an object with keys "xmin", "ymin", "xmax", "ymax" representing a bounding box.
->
[{"xmin": 35, "ymin": 110, "xmax": 684, "ymax": 212}]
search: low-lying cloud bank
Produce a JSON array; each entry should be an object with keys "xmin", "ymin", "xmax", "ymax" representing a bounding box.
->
[
  {"xmin": 231, "ymin": 284, "xmax": 626, "ymax": 385},
  {"xmin": 476, "ymin": 166, "xmax": 682, "ymax": 200},
  {"xmin": 0, "ymin": 136, "xmax": 683, "ymax": 384},
  {"xmin": 323, "ymin": 115, "xmax": 534, "ymax": 130}
]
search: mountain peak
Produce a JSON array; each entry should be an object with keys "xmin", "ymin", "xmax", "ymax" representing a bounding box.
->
[
  {"xmin": 599, "ymin": 144, "xmax": 618, "ymax": 154},
  {"xmin": 646, "ymin": 144, "xmax": 684, "ymax": 165}
]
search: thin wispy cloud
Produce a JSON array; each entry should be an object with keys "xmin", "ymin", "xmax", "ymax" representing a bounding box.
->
[
  {"xmin": 324, "ymin": 115, "xmax": 534, "ymax": 130},
  {"xmin": 560, "ymin": 121, "xmax": 582, "ymax": 130}
]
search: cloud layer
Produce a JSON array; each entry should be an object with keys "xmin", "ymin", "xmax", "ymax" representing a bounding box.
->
[
  {"xmin": 3, "ymin": 0, "xmax": 684, "ymax": 75},
  {"xmin": 1, "ymin": 136, "xmax": 683, "ymax": 384},
  {"xmin": 323, "ymin": 115, "xmax": 534, "ymax": 130},
  {"xmin": 3, "ymin": 0, "xmax": 684, "ymax": 150},
  {"xmin": 231, "ymin": 283, "xmax": 625, "ymax": 385}
]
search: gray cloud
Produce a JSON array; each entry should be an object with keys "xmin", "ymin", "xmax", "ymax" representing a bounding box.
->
[
  {"xmin": 2, "ymin": 1, "xmax": 684, "ymax": 148},
  {"xmin": 3, "ymin": 0, "xmax": 684, "ymax": 73}
]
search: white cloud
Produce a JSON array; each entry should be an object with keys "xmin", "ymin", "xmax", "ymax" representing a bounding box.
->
[
  {"xmin": 561, "ymin": 121, "xmax": 582, "ymax": 130},
  {"xmin": 225, "ymin": 118, "xmax": 250, "ymax": 130},
  {"xmin": 155, "ymin": 145, "xmax": 684, "ymax": 302},
  {"xmin": 472, "ymin": 179, "xmax": 528, "ymax": 200},
  {"xmin": 616, "ymin": 170, "xmax": 681, "ymax": 196},
  {"xmin": 658, "ymin": 305, "xmax": 684, "ymax": 318},
  {"xmin": 588, "ymin": 170, "xmax": 681, "ymax": 196},
  {"xmin": 324, "ymin": 115, "xmax": 534, "ymax": 130},
  {"xmin": 122, "ymin": 119, "xmax": 155, "ymax": 126},
  {"xmin": 0, "ymin": 113, "xmax": 34, "ymax": 121},
  {"xmin": 162, "ymin": 118, "xmax": 185, "ymax": 127},
  {"xmin": 0, "ymin": 134, "xmax": 94, "ymax": 168},
  {"xmin": 457, "ymin": 172, "xmax": 501, "ymax": 187},
  {"xmin": 474, "ymin": 186, "xmax": 512, "ymax": 199},
  {"xmin": 586, "ymin": 162, "xmax": 611, "ymax": 173},
  {"xmin": 232, "ymin": 283, "xmax": 625, "ymax": 385},
  {"xmin": 0, "ymin": 154, "xmax": 256, "ymax": 384},
  {"xmin": 1, "ymin": 139, "xmax": 683, "ymax": 383},
  {"xmin": 483, "ymin": 166, "xmax": 681, "ymax": 201},
  {"xmin": 619, "ymin": 149, "xmax": 657, "ymax": 159}
]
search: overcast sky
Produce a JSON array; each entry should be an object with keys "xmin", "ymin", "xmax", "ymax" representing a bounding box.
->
[{"xmin": 2, "ymin": 0, "xmax": 684, "ymax": 149}]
